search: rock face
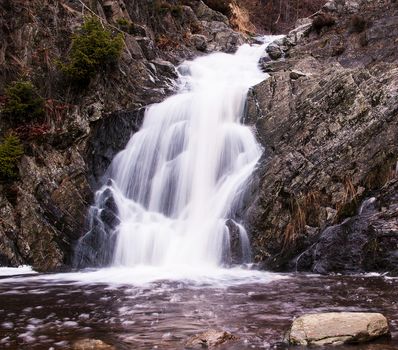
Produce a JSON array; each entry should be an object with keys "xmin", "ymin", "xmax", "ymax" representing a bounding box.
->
[
  {"xmin": 243, "ymin": 0, "xmax": 398, "ymax": 273},
  {"xmin": 185, "ymin": 329, "xmax": 237, "ymax": 349},
  {"xmin": 0, "ymin": 0, "xmax": 248, "ymax": 270},
  {"xmin": 86, "ymin": 108, "xmax": 146, "ymax": 190},
  {"xmin": 297, "ymin": 179, "xmax": 398, "ymax": 274},
  {"xmin": 289, "ymin": 312, "xmax": 390, "ymax": 346}
]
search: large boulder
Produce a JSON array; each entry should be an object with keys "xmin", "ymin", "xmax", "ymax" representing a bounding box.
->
[
  {"xmin": 289, "ymin": 312, "xmax": 390, "ymax": 346},
  {"xmin": 265, "ymin": 42, "xmax": 282, "ymax": 60}
]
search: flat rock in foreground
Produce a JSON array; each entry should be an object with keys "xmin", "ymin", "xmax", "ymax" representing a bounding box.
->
[{"xmin": 289, "ymin": 312, "xmax": 389, "ymax": 346}]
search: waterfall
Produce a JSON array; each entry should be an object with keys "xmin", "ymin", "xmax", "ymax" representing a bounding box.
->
[{"xmin": 75, "ymin": 38, "xmax": 275, "ymax": 270}]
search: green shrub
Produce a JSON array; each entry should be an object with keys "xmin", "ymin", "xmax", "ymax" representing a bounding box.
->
[
  {"xmin": 116, "ymin": 18, "xmax": 129, "ymax": 27},
  {"xmin": 0, "ymin": 135, "xmax": 24, "ymax": 181},
  {"xmin": 2, "ymin": 81, "xmax": 45, "ymax": 124},
  {"xmin": 152, "ymin": 1, "xmax": 184, "ymax": 18},
  {"xmin": 61, "ymin": 17, "xmax": 124, "ymax": 85},
  {"xmin": 170, "ymin": 4, "xmax": 183, "ymax": 18},
  {"xmin": 153, "ymin": 0, "xmax": 170, "ymax": 15},
  {"xmin": 116, "ymin": 18, "xmax": 135, "ymax": 34}
]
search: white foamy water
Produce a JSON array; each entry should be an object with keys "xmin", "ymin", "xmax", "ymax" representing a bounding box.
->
[
  {"xmin": 0, "ymin": 266, "xmax": 287, "ymax": 287},
  {"xmin": 70, "ymin": 36, "xmax": 281, "ymax": 284},
  {"xmin": 111, "ymin": 40, "xmax": 269, "ymax": 267},
  {"xmin": 0, "ymin": 266, "xmax": 37, "ymax": 277}
]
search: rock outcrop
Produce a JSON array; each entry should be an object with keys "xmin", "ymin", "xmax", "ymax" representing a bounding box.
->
[
  {"xmin": 0, "ymin": 0, "xmax": 248, "ymax": 270},
  {"xmin": 289, "ymin": 312, "xmax": 390, "ymax": 346},
  {"xmin": 244, "ymin": 0, "xmax": 398, "ymax": 273}
]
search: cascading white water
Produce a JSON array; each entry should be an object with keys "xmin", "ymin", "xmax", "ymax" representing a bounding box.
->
[{"xmin": 84, "ymin": 38, "xmax": 275, "ymax": 271}]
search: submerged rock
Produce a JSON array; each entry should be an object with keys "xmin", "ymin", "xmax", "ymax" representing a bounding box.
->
[
  {"xmin": 289, "ymin": 312, "xmax": 390, "ymax": 346},
  {"xmin": 185, "ymin": 329, "xmax": 237, "ymax": 349},
  {"xmin": 72, "ymin": 338, "xmax": 115, "ymax": 350}
]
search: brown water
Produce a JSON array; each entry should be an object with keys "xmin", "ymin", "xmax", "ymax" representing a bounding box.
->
[{"xmin": 0, "ymin": 272, "xmax": 397, "ymax": 349}]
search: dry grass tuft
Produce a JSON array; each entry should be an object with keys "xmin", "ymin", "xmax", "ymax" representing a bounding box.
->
[{"xmin": 282, "ymin": 191, "xmax": 323, "ymax": 248}]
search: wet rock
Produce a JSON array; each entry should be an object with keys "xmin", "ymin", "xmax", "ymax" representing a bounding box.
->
[
  {"xmin": 86, "ymin": 108, "xmax": 145, "ymax": 190},
  {"xmin": 260, "ymin": 60, "xmax": 293, "ymax": 73},
  {"xmin": 74, "ymin": 187, "xmax": 119, "ymax": 268},
  {"xmin": 289, "ymin": 70, "xmax": 307, "ymax": 80},
  {"xmin": 202, "ymin": 21, "xmax": 245, "ymax": 53},
  {"xmin": 191, "ymin": 34, "xmax": 207, "ymax": 52},
  {"xmin": 289, "ymin": 312, "xmax": 389, "ymax": 346},
  {"xmin": 266, "ymin": 43, "xmax": 282, "ymax": 60},
  {"xmin": 150, "ymin": 59, "xmax": 178, "ymax": 81},
  {"xmin": 224, "ymin": 219, "xmax": 250, "ymax": 265},
  {"xmin": 72, "ymin": 338, "xmax": 115, "ymax": 350},
  {"xmin": 185, "ymin": 330, "xmax": 237, "ymax": 349},
  {"xmin": 296, "ymin": 179, "xmax": 398, "ymax": 274}
]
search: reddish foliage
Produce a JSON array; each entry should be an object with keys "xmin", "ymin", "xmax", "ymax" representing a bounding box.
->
[
  {"xmin": 45, "ymin": 99, "xmax": 73, "ymax": 128},
  {"xmin": 156, "ymin": 35, "xmax": 179, "ymax": 51},
  {"xmin": 14, "ymin": 123, "xmax": 51, "ymax": 140}
]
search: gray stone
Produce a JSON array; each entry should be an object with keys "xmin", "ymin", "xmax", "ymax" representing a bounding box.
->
[
  {"xmin": 289, "ymin": 312, "xmax": 389, "ymax": 346},
  {"xmin": 266, "ymin": 42, "xmax": 282, "ymax": 60},
  {"xmin": 285, "ymin": 20, "xmax": 313, "ymax": 46},
  {"xmin": 289, "ymin": 69, "xmax": 307, "ymax": 79},
  {"xmin": 191, "ymin": 34, "xmax": 207, "ymax": 52}
]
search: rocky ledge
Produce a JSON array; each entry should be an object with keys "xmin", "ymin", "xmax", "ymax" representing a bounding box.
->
[{"xmin": 243, "ymin": 0, "xmax": 398, "ymax": 274}]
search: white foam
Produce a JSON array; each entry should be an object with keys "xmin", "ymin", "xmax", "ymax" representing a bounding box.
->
[
  {"xmin": 0, "ymin": 266, "xmax": 288, "ymax": 287},
  {"xmin": 0, "ymin": 265, "xmax": 37, "ymax": 276}
]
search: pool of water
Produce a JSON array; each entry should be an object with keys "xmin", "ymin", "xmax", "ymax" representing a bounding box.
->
[{"xmin": 0, "ymin": 269, "xmax": 397, "ymax": 349}]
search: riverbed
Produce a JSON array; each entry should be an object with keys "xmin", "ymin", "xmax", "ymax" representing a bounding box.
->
[{"xmin": 0, "ymin": 269, "xmax": 397, "ymax": 349}]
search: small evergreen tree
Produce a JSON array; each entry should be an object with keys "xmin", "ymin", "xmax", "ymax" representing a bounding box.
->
[
  {"xmin": 0, "ymin": 135, "xmax": 24, "ymax": 181},
  {"xmin": 3, "ymin": 81, "xmax": 45, "ymax": 124},
  {"xmin": 61, "ymin": 17, "xmax": 124, "ymax": 85}
]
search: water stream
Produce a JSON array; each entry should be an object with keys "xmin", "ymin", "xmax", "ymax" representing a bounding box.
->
[
  {"xmin": 75, "ymin": 36, "xmax": 277, "ymax": 274},
  {"xmin": 0, "ymin": 272, "xmax": 397, "ymax": 349}
]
